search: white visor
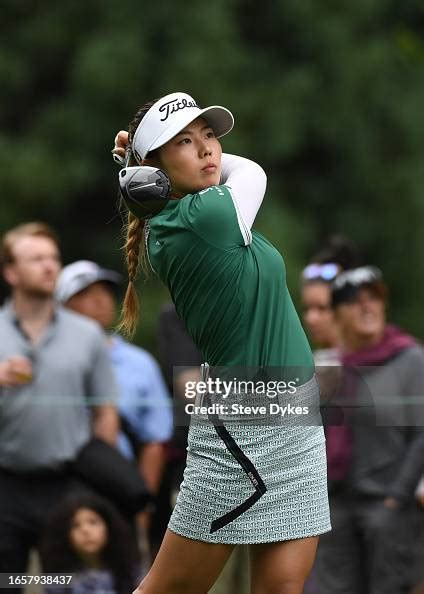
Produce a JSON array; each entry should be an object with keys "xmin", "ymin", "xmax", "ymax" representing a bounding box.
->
[{"xmin": 132, "ymin": 92, "xmax": 234, "ymax": 162}]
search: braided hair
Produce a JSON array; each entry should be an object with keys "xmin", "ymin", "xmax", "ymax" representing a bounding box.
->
[{"xmin": 117, "ymin": 99, "xmax": 159, "ymax": 337}]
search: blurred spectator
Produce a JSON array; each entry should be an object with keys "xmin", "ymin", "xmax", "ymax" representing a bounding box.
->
[
  {"xmin": 157, "ymin": 302, "xmax": 203, "ymax": 496},
  {"xmin": 0, "ymin": 223, "xmax": 119, "ymax": 588},
  {"xmin": 301, "ymin": 234, "xmax": 361, "ymax": 363},
  {"xmin": 315, "ymin": 265, "xmax": 424, "ymax": 594},
  {"xmin": 302, "ymin": 260, "xmax": 341, "ymax": 351},
  {"xmin": 411, "ymin": 475, "xmax": 424, "ymax": 594},
  {"xmin": 301, "ymin": 235, "xmax": 362, "ymax": 418},
  {"xmin": 40, "ymin": 493, "xmax": 139, "ymax": 594},
  {"xmin": 300, "ymin": 235, "xmax": 359, "ymax": 594},
  {"xmin": 56, "ymin": 260, "xmax": 173, "ymax": 559}
]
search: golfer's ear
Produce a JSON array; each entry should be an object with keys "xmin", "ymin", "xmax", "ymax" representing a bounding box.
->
[{"xmin": 143, "ymin": 155, "xmax": 161, "ymax": 169}]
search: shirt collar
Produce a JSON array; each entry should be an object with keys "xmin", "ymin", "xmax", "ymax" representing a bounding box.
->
[
  {"xmin": 2, "ymin": 298, "xmax": 60, "ymax": 341},
  {"xmin": 108, "ymin": 333, "xmax": 126, "ymax": 359}
]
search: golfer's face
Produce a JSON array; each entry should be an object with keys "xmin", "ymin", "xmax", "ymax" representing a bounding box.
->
[{"xmin": 156, "ymin": 117, "xmax": 222, "ymax": 197}]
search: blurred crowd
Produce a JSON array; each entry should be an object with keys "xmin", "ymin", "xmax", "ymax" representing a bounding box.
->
[{"xmin": 0, "ymin": 223, "xmax": 423, "ymax": 594}]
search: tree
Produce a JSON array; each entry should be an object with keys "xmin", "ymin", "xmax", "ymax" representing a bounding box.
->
[{"xmin": 1, "ymin": 0, "xmax": 423, "ymax": 349}]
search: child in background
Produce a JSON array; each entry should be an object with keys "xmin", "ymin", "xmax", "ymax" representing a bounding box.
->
[{"xmin": 40, "ymin": 494, "xmax": 140, "ymax": 594}]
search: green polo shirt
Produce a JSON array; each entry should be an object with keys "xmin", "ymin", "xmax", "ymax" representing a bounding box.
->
[{"xmin": 147, "ymin": 184, "xmax": 313, "ymax": 379}]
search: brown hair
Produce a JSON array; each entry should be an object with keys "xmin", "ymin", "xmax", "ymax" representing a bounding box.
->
[
  {"xmin": 117, "ymin": 99, "xmax": 160, "ymax": 337},
  {"xmin": 0, "ymin": 222, "xmax": 59, "ymax": 270}
]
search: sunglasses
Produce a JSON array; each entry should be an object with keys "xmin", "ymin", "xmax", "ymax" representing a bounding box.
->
[
  {"xmin": 331, "ymin": 266, "xmax": 384, "ymax": 307},
  {"xmin": 332, "ymin": 266, "xmax": 382, "ymax": 291},
  {"xmin": 302, "ymin": 263, "xmax": 340, "ymax": 282}
]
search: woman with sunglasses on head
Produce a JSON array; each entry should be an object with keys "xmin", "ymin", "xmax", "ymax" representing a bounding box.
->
[
  {"xmin": 112, "ymin": 92, "xmax": 331, "ymax": 594},
  {"xmin": 301, "ymin": 260, "xmax": 341, "ymax": 364},
  {"xmin": 300, "ymin": 238, "xmax": 359, "ymax": 594},
  {"xmin": 301, "ymin": 235, "xmax": 360, "ymax": 361}
]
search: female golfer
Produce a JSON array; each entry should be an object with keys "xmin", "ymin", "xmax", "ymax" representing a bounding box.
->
[{"xmin": 112, "ymin": 92, "xmax": 330, "ymax": 594}]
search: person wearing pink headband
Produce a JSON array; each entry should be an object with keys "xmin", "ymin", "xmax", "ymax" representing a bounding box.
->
[{"xmin": 112, "ymin": 92, "xmax": 331, "ymax": 594}]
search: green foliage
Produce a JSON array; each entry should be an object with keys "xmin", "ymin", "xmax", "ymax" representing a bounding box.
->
[{"xmin": 1, "ymin": 0, "xmax": 424, "ymax": 352}]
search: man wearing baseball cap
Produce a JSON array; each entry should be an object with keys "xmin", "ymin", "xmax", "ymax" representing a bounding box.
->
[
  {"xmin": 56, "ymin": 260, "xmax": 173, "ymax": 557},
  {"xmin": 316, "ymin": 265, "xmax": 424, "ymax": 593}
]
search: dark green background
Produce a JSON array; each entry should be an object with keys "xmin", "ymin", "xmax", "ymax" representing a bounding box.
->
[{"xmin": 1, "ymin": 0, "xmax": 423, "ymax": 353}]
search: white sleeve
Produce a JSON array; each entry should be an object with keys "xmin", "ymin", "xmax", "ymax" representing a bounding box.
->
[{"xmin": 220, "ymin": 153, "xmax": 267, "ymax": 230}]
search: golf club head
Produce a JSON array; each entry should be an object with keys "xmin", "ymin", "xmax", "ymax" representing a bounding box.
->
[{"xmin": 119, "ymin": 166, "xmax": 171, "ymax": 219}]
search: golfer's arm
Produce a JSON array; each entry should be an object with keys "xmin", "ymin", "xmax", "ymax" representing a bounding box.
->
[{"xmin": 220, "ymin": 153, "xmax": 267, "ymax": 229}]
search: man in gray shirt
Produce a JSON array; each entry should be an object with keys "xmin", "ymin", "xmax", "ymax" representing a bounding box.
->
[{"xmin": 0, "ymin": 222, "xmax": 119, "ymax": 580}]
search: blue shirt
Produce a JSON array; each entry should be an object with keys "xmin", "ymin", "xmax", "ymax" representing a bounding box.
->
[{"xmin": 109, "ymin": 336, "xmax": 172, "ymax": 457}]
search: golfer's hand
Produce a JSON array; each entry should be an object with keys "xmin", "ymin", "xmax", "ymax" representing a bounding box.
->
[
  {"xmin": 0, "ymin": 356, "xmax": 33, "ymax": 387},
  {"xmin": 112, "ymin": 130, "xmax": 129, "ymax": 164}
]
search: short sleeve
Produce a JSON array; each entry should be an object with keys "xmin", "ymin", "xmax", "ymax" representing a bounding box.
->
[
  {"xmin": 86, "ymin": 329, "xmax": 119, "ymax": 405},
  {"xmin": 179, "ymin": 185, "xmax": 252, "ymax": 248},
  {"xmin": 119, "ymin": 353, "xmax": 173, "ymax": 443}
]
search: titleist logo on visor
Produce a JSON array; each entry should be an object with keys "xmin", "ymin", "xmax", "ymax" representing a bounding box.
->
[{"xmin": 159, "ymin": 97, "xmax": 199, "ymax": 121}]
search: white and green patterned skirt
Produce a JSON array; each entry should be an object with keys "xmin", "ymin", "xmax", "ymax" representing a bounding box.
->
[{"xmin": 168, "ymin": 375, "xmax": 331, "ymax": 544}]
